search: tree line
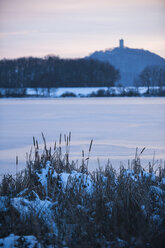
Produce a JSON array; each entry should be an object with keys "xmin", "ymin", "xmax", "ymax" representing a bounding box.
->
[
  {"xmin": 136, "ymin": 65, "xmax": 165, "ymax": 93},
  {"xmin": 0, "ymin": 56, "xmax": 120, "ymax": 88}
]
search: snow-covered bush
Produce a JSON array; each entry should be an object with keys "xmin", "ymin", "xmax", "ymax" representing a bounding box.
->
[{"xmin": 0, "ymin": 134, "xmax": 165, "ymax": 247}]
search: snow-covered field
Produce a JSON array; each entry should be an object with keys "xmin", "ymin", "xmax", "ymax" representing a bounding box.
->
[
  {"xmin": 0, "ymin": 97, "xmax": 165, "ymax": 176},
  {"xmin": 26, "ymin": 86, "xmax": 150, "ymax": 97},
  {"xmin": 27, "ymin": 87, "xmax": 109, "ymax": 97},
  {"xmin": 0, "ymin": 86, "xmax": 164, "ymax": 97}
]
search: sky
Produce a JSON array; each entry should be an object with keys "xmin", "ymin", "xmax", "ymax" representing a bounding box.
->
[{"xmin": 0, "ymin": 0, "xmax": 165, "ymax": 59}]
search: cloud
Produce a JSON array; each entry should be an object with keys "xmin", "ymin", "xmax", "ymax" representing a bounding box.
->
[{"xmin": 0, "ymin": 31, "xmax": 29, "ymax": 38}]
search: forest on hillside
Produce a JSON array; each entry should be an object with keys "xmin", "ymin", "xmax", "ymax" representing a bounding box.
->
[{"xmin": 0, "ymin": 56, "xmax": 120, "ymax": 88}]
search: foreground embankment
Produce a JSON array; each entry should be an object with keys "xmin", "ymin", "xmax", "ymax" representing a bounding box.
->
[{"xmin": 0, "ymin": 134, "xmax": 165, "ymax": 247}]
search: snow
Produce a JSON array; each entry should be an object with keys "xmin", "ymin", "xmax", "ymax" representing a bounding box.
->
[
  {"xmin": 150, "ymin": 185, "xmax": 164, "ymax": 196},
  {"xmin": 36, "ymin": 161, "xmax": 57, "ymax": 196},
  {"xmin": 1, "ymin": 86, "xmax": 164, "ymax": 98},
  {"xmin": 24, "ymin": 87, "xmax": 109, "ymax": 97},
  {"xmin": 12, "ymin": 197, "xmax": 54, "ymax": 221},
  {"xmin": 123, "ymin": 169, "xmax": 138, "ymax": 181},
  {"xmin": 49, "ymin": 170, "xmax": 95, "ymax": 193},
  {"xmin": 59, "ymin": 172, "xmax": 70, "ymax": 188},
  {"xmin": 12, "ymin": 196, "xmax": 50, "ymax": 213},
  {"xmin": 151, "ymin": 214, "xmax": 162, "ymax": 223},
  {"xmin": 27, "ymin": 160, "xmax": 94, "ymax": 194},
  {"xmin": 8, "ymin": 196, "xmax": 58, "ymax": 235},
  {"xmin": 143, "ymin": 171, "xmax": 156, "ymax": 181},
  {"xmin": 161, "ymin": 177, "xmax": 165, "ymax": 185},
  {"xmin": 35, "ymin": 162, "xmax": 94, "ymax": 193},
  {"xmin": 115, "ymin": 238, "xmax": 128, "ymax": 247},
  {"xmin": 70, "ymin": 170, "xmax": 94, "ymax": 193},
  {"xmin": 0, "ymin": 196, "xmax": 8, "ymax": 212},
  {"xmin": 0, "ymin": 234, "xmax": 40, "ymax": 248},
  {"xmin": 123, "ymin": 169, "xmax": 157, "ymax": 182},
  {"xmin": 53, "ymin": 87, "xmax": 108, "ymax": 97},
  {"xmin": 149, "ymin": 185, "xmax": 165, "ymax": 210},
  {"xmin": 12, "ymin": 197, "xmax": 30, "ymax": 214}
]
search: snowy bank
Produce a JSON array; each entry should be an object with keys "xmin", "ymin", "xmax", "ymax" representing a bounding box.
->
[
  {"xmin": 0, "ymin": 86, "xmax": 165, "ymax": 97},
  {"xmin": 0, "ymin": 135, "xmax": 165, "ymax": 247}
]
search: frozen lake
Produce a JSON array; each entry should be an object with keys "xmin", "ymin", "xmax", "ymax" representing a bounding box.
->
[{"xmin": 0, "ymin": 97, "xmax": 165, "ymax": 176}]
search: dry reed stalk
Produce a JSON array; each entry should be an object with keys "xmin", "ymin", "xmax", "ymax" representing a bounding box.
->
[{"xmin": 87, "ymin": 139, "xmax": 93, "ymax": 168}]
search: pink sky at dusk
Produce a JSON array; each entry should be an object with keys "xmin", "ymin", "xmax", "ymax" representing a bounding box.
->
[{"xmin": 0, "ymin": 0, "xmax": 165, "ymax": 59}]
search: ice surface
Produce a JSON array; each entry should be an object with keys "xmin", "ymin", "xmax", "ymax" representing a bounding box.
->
[{"xmin": 0, "ymin": 97, "xmax": 165, "ymax": 176}]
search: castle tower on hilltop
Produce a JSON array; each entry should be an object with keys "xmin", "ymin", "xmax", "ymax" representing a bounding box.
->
[{"xmin": 119, "ymin": 39, "xmax": 124, "ymax": 48}]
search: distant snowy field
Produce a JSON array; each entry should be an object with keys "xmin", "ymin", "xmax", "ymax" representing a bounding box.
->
[
  {"xmin": 0, "ymin": 86, "xmax": 163, "ymax": 97},
  {"xmin": 28, "ymin": 87, "xmax": 109, "ymax": 97},
  {"xmin": 26, "ymin": 87, "xmax": 148, "ymax": 97},
  {"xmin": 0, "ymin": 97, "xmax": 165, "ymax": 177}
]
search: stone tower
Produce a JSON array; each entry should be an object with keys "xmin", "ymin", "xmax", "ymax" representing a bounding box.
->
[{"xmin": 119, "ymin": 39, "xmax": 124, "ymax": 48}]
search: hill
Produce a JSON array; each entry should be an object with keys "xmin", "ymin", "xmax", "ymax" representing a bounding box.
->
[{"xmin": 87, "ymin": 40, "xmax": 165, "ymax": 86}]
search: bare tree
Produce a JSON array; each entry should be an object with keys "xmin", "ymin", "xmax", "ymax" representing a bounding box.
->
[{"xmin": 139, "ymin": 66, "xmax": 165, "ymax": 94}]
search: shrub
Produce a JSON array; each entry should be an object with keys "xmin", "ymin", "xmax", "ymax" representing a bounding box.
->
[{"xmin": 60, "ymin": 92, "xmax": 77, "ymax": 97}]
